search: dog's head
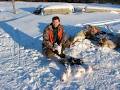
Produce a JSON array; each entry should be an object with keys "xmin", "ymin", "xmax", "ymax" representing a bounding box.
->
[
  {"xmin": 85, "ymin": 25, "xmax": 100, "ymax": 38},
  {"xmin": 99, "ymin": 38, "xmax": 107, "ymax": 46},
  {"xmin": 99, "ymin": 38, "xmax": 116, "ymax": 49}
]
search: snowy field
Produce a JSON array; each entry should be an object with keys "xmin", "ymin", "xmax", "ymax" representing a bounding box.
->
[{"xmin": 0, "ymin": 1, "xmax": 120, "ymax": 90}]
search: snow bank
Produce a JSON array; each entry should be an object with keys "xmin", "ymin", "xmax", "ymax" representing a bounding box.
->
[
  {"xmin": 34, "ymin": 3, "xmax": 74, "ymax": 15},
  {"xmin": 44, "ymin": 4, "xmax": 74, "ymax": 10},
  {"xmin": 110, "ymin": 11, "xmax": 120, "ymax": 14},
  {"xmin": 73, "ymin": 3, "xmax": 120, "ymax": 14}
]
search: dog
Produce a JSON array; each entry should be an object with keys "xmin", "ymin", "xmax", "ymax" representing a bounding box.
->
[
  {"xmin": 99, "ymin": 38, "xmax": 116, "ymax": 49},
  {"xmin": 72, "ymin": 31, "xmax": 86, "ymax": 46},
  {"xmin": 85, "ymin": 25, "xmax": 100, "ymax": 39},
  {"xmin": 71, "ymin": 25, "xmax": 100, "ymax": 46}
]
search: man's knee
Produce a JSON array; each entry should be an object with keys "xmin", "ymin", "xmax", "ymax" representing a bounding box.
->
[{"xmin": 43, "ymin": 48, "xmax": 55, "ymax": 58}]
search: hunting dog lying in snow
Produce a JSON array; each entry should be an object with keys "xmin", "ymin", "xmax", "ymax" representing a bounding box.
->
[
  {"xmin": 99, "ymin": 36, "xmax": 120, "ymax": 49},
  {"xmin": 71, "ymin": 25, "xmax": 100, "ymax": 46},
  {"xmin": 72, "ymin": 25, "xmax": 120, "ymax": 49}
]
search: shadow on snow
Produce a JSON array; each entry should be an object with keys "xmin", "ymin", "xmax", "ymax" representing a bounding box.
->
[
  {"xmin": 20, "ymin": 7, "xmax": 36, "ymax": 13},
  {"xmin": 0, "ymin": 22, "xmax": 41, "ymax": 51}
]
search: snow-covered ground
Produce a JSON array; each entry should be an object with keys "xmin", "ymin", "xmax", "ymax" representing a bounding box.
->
[{"xmin": 0, "ymin": 1, "xmax": 120, "ymax": 90}]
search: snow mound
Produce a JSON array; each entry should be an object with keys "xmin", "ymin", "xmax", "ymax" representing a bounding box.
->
[
  {"xmin": 110, "ymin": 11, "xmax": 119, "ymax": 14},
  {"xmin": 44, "ymin": 4, "xmax": 74, "ymax": 10},
  {"xmin": 34, "ymin": 3, "xmax": 74, "ymax": 15}
]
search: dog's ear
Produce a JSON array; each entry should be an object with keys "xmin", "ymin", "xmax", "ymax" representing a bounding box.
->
[
  {"xmin": 84, "ymin": 25, "xmax": 91, "ymax": 30},
  {"xmin": 88, "ymin": 25, "xmax": 92, "ymax": 28},
  {"xmin": 103, "ymin": 38, "xmax": 107, "ymax": 42},
  {"xmin": 100, "ymin": 38, "xmax": 105, "ymax": 43}
]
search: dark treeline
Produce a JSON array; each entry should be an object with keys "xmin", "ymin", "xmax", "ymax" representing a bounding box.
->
[{"xmin": 1, "ymin": 0, "xmax": 120, "ymax": 4}]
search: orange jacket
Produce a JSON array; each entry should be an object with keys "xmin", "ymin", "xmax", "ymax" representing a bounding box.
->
[{"xmin": 43, "ymin": 24, "xmax": 64, "ymax": 49}]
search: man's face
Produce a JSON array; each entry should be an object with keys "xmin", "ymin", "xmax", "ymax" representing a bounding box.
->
[{"xmin": 52, "ymin": 19, "xmax": 60, "ymax": 28}]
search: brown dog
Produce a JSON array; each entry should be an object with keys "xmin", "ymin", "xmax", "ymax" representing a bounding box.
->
[
  {"xmin": 71, "ymin": 25, "xmax": 100, "ymax": 46},
  {"xmin": 85, "ymin": 25, "xmax": 100, "ymax": 39},
  {"xmin": 99, "ymin": 38, "xmax": 116, "ymax": 49}
]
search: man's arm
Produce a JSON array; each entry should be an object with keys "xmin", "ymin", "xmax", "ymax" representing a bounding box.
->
[{"xmin": 43, "ymin": 27, "xmax": 53, "ymax": 50}]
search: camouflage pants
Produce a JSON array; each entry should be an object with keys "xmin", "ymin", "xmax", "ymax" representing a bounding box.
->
[{"xmin": 42, "ymin": 48, "xmax": 55, "ymax": 58}]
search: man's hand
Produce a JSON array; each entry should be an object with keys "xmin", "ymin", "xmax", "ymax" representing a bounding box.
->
[
  {"xmin": 53, "ymin": 50, "xmax": 59, "ymax": 54},
  {"xmin": 59, "ymin": 53, "xmax": 66, "ymax": 58},
  {"xmin": 53, "ymin": 43, "xmax": 62, "ymax": 54},
  {"xmin": 52, "ymin": 49, "xmax": 66, "ymax": 58}
]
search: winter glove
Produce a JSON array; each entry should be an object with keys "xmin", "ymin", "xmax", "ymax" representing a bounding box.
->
[
  {"xmin": 53, "ymin": 49, "xmax": 59, "ymax": 55},
  {"xmin": 59, "ymin": 53, "xmax": 66, "ymax": 58}
]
